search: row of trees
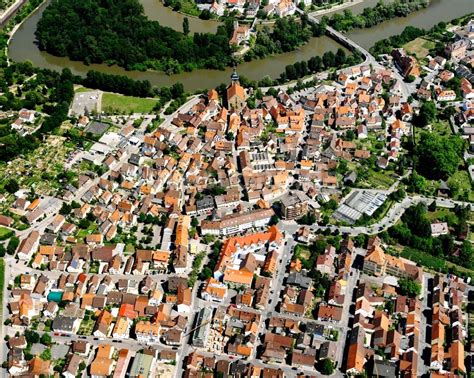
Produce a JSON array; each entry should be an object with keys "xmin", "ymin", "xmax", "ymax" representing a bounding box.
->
[
  {"xmin": 83, "ymin": 71, "xmax": 152, "ymax": 97},
  {"xmin": 280, "ymin": 48, "xmax": 362, "ymax": 82},
  {"xmin": 323, "ymin": 0, "xmax": 428, "ymax": 32}
]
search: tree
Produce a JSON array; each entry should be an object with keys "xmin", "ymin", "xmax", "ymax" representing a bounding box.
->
[
  {"xmin": 389, "ymin": 188, "xmax": 406, "ymax": 202},
  {"xmin": 170, "ymin": 82, "xmax": 184, "ymax": 99},
  {"xmin": 335, "ymin": 48, "xmax": 346, "ymax": 66},
  {"xmin": 459, "ymin": 241, "xmax": 473, "ymax": 269},
  {"xmin": 308, "ymin": 56, "xmax": 322, "ymax": 72},
  {"xmin": 336, "ymin": 159, "xmax": 348, "ymax": 175},
  {"xmin": 78, "ymin": 361, "xmax": 86, "ymax": 372},
  {"xmin": 322, "ymin": 51, "xmax": 335, "ymax": 68},
  {"xmin": 4, "ymin": 179, "xmax": 19, "ymax": 194},
  {"xmin": 398, "ymin": 277, "xmax": 421, "ymax": 297},
  {"xmin": 269, "ymin": 214, "xmax": 280, "ymax": 226},
  {"xmin": 25, "ymin": 330, "xmax": 40, "ymax": 344},
  {"xmin": 78, "ymin": 219, "xmax": 90, "ymax": 229},
  {"xmin": 414, "ymin": 132, "xmax": 463, "ymax": 180},
  {"xmin": 7, "ymin": 236, "xmax": 19, "ymax": 255},
  {"xmin": 191, "ymin": 217, "xmax": 199, "ymax": 228},
  {"xmin": 344, "ymin": 129, "xmax": 355, "ymax": 141},
  {"xmin": 37, "ymin": 0, "xmax": 234, "ymax": 73},
  {"xmin": 285, "ymin": 65, "xmax": 297, "ymax": 80},
  {"xmin": 413, "ymin": 101, "xmax": 437, "ymax": 127},
  {"xmin": 406, "ymin": 171, "xmax": 427, "ymax": 193},
  {"xmin": 40, "ymin": 333, "xmax": 52, "ymax": 346},
  {"xmin": 322, "ymin": 199, "xmax": 338, "ymax": 211},
  {"xmin": 200, "ymin": 267, "xmax": 213, "ymax": 280},
  {"xmin": 40, "ymin": 348, "xmax": 51, "ymax": 361},
  {"xmin": 183, "ymin": 17, "xmax": 190, "ymax": 35},
  {"xmin": 402, "ymin": 203, "xmax": 431, "ymax": 238},
  {"xmin": 318, "ymin": 358, "xmax": 335, "ymax": 375},
  {"xmin": 59, "ymin": 202, "xmax": 72, "ymax": 215}
]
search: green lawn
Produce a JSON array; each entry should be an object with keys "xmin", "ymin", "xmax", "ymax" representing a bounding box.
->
[
  {"xmin": 74, "ymin": 86, "xmax": 95, "ymax": 93},
  {"xmin": 77, "ymin": 319, "xmax": 95, "ymax": 336},
  {"xmin": 174, "ymin": 0, "xmax": 201, "ymax": 16},
  {"xmin": 76, "ymin": 223, "xmax": 98, "ymax": 239},
  {"xmin": 294, "ymin": 244, "xmax": 311, "ymax": 261},
  {"xmin": 447, "ymin": 171, "xmax": 472, "ymax": 200},
  {"xmin": 102, "ymin": 93, "xmax": 158, "ymax": 114},
  {"xmin": 431, "ymin": 120, "xmax": 452, "ymax": 136},
  {"xmin": 0, "ymin": 227, "xmax": 13, "ymax": 241},
  {"xmin": 426, "ymin": 208, "xmax": 457, "ymax": 223}
]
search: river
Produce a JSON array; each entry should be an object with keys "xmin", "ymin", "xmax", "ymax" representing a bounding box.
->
[
  {"xmin": 7, "ymin": 0, "xmax": 474, "ymax": 91},
  {"xmin": 347, "ymin": 0, "xmax": 474, "ymax": 49}
]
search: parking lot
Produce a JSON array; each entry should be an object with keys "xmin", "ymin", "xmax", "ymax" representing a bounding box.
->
[{"xmin": 70, "ymin": 90, "xmax": 101, "ymax": 116}]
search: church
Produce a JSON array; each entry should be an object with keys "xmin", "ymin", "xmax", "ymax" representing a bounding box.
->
[{"xmin": 226, "ymin": 69, "xmax": 247, "ymax": 113}]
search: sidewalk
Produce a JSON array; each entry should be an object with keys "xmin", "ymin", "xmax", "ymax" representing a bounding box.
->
[
  {"xmin": 309, "ymin": 0, "xmax": 364, "ymax": 17},
  {"xmin": 0, "ymin": 0, "xmax": 26, "ymax": 26}
]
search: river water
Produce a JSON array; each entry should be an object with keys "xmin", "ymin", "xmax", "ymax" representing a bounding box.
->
[{"xmin": 7, "ymin": 0, "xmax": 474, "ymax": 91}]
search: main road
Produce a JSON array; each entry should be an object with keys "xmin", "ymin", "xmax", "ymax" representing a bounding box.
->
[{"xmin": 280, "ymin": 194, "xmax": 472, "ymax": 237}]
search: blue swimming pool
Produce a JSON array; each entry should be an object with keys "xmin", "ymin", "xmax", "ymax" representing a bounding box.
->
[{"xmin": 47, "ymin": 291, "xmax": 63, "ymax": 302}]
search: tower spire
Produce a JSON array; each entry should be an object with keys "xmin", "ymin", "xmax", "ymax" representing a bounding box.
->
[{"xmin": 230, "ymin": 65, "xmax": 239, "ymax": 83}]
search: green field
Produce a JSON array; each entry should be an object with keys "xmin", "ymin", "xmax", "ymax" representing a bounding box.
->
[
  {"xmin": 367, "ymin": 169, "xmax": 396, "ymax": 189},
  {"xmin": 403, "ymin": 37, "xmax": 435, "ymax": 59},
  {"xmin": 102, "ymin": 93, "xmax": 158, "ymax": 114}
]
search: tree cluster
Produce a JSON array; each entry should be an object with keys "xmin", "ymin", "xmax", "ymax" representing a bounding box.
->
[
  {"xmin": 323, "ymin": 0, "xmax": 428, "ymax": 32},
  {"xmin": 388, "ymin": 203, "xmax": 473, "ymax": 270},
  {"xmin": 36, "ymin": 0, "xmax": 233, "ymax": 73},
  {"xmin": 371, "ymin": 26, "xmax": 424, "ymax": 55},
  {"xmin": 398, "ymin": 277, "xmax": 421, "ymax": 297},
  {"xmin": 413, "ymin": 132, "xmax": 464, "ymax": 180},
  {"xmin": 244, "ymin": 16, "xmax": 323, "ymax": 61},
  {"xmin": 371, "ymin": 20, "xmax": 451, "ymax": 56},
  {"xmin": 0, "ymin": 65, "xmax": 74, "ymax": 162}
]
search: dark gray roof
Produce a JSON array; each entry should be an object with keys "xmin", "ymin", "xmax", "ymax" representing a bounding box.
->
[
  {"xmin": 373, "ymin": 360, "xmax": 397, "ymax": 377},
  {"xmin": 287, "ymin": 272, "xmax": 312, "ymax": 289},
  {"xmin": 52, "ymin": 316, "xmax": 76, "ymax": 332}
]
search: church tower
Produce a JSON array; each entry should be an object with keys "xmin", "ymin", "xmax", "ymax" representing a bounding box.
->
[{"xmin": 226, "ymin": 67, "xmax": 246, "ymax": 113}]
